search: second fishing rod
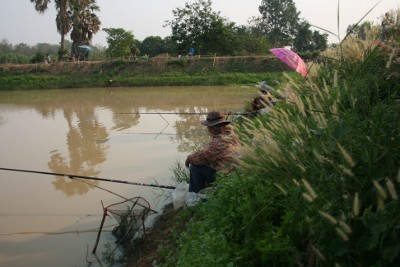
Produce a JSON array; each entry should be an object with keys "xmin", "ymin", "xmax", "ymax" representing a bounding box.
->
[{"xmin": 0, "ymin": 167, "xmax": 176, "ymax": 190}]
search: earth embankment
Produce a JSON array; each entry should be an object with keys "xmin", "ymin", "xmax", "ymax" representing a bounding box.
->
[{"xmin": 0, "ymin": 56, "xmax": 290, "ymax": 90}]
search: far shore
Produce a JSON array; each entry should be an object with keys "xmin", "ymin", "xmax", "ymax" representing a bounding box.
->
[{"xmin": 0, "ymin": 56, "xmax": 292, "ymax": 90}]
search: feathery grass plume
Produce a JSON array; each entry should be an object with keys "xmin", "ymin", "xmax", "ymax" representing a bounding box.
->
[
  {"xmin": 289, "ymin": 152, "xmax": 297, "ymax": 161},
  {"xmin": 306, "ymin": 97, "xmax": 316, "ymax": 115},
  {"xmin": 344, "ymin": 81, "xmax": 357, "ymax": 109},
  {"xmin": 302, "ymin": 193, "xmax": 315, "ymax": 202},
  {"xmin": 293, "ymin": 92, "xmax": 306, "ymax": 116},
  {"xmin": 311, "ymin": 245, "xmax": 326, "ymax": 261},
  {"xmin": 319, "ymin": 211, "xmax": 338, "ymax": 225},
  {"xmin": 339, "ymin": 164, "xmax": 354, "ymax": 177},
  {"xmin": 274, "ymin": 183, "xmax": 288, "ymax": 196},
  {"xmin": 353, "ymin": 193, "xmax": 360, "ymax": 217},
  {"xmin": 312, "ymin": 93, "xmax": 323, "ymax": 111},
  {"xmin": 338, "ymin": 220, "xmax": 352, "ymax": 234},
  {"xmin": 293, "ymin": 179, "xmax": 300, "ymax": 186},
  {"xmin": 302, "ymin": 179, "xmax": 317, "ymax": 200},
  {"xmin": 335, "ymin": 227, "xmax": 349, "ymax": 241},
  {"xmin": 337, "ymin": 143, "xmax": 355, "ymax": 167},
  {"xmin": 397, "ymin": 167, "xmax": 400, "ymax": 183},
  {"xmin": 334, "ymin": 70, "xmax": 338, "ymax": 87},
  {"xmin": 268, "ymin": 120, "xmax": 280, "ymax": 132},
  {"xmin": 330, "ymin": 101, "xmax": 339, "ymax": 121},
  {"xmin": 377, "ymin": 196, "xmax": 385, "ymax": 211},
  {"xmin": 385, "ymin": 178, "xmax": 398, "ymax": 200},
  {"xmin": 335, "ymin": 263, "xmax": 342, "ymax": 267},
  {"xmin": 297, "ymin": 164, "xmax": 306, "ymax": 173},
  {"xmin": 313, "ymin": 94, "xmax": 324, "ymax": 112},
  {"xmin": 239, "ymin": 115, "xmax": 253, "ymax": 124},
  {"xmin": 313, "ymin": 149, "xmax": 324, "ymax": 163},
  {"xmin": 270, "ymin": 157, "xmax": 279, "ymax": 168},
  {"xmin": 386, "ymin": 47, "xmax": 398, "ymax": 69},
  {"xmin": 318, "ymin": 111, "xmax": 328, "ymax": 127},
  {"xmin": 373, "ymin": 180, "xmax": 388, "ymax": 200},
  {"xmin": 321, "ymin": 155, "xmax": 334, "ymax": 165},
  {"xmin": 340, "ymin": 212, "xmax": 346, "ymax": 222}
]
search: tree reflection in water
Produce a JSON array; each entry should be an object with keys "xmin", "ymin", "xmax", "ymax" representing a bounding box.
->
[
  {"xmin": 0, "ymin": 87, "xmax": 255, "ymax": 196},
  {"xmin": 48, "ymin": 105, "xmax": 110, "ymax": 195}
]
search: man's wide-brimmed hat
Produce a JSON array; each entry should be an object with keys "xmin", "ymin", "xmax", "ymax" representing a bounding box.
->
[{"xmin": 201, "ymin": 111, "xmax": 231, "ymax": 127}]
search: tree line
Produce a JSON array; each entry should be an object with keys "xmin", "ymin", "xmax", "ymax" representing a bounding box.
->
[{"xmin": 4, "ymin": 0, "xmax": 392, "ymax": 64}]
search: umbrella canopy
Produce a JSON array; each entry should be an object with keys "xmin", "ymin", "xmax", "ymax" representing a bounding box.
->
[
  {"xmin": 77, "ymin": 45, "xmax": 94, "ymax": 52},
  {"xmin": 270, "ymin": 48, "xmax": 307, "ymax": 77}
]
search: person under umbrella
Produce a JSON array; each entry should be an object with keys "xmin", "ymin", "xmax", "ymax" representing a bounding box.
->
[{"xmin": 185, "ymin": 111, "xmax": 241, "ymax": 193}]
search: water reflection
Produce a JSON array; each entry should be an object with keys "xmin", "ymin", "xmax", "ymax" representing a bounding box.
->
[
  {"xmin": 0, "ymin": 87, "xmax": 255, "ymax": 197},
  {"xmin": 48, "ymin": 103, "xmax": 110, "ymax": 196},
  {"xmin": 0, "ymin": 86, "xmax": 256, "ymax": 267}
]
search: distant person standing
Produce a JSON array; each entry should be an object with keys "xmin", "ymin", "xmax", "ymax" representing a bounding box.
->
[
  {"xmin": 45, "ymin": 53, "xmax": 51, "ymax": 64},
  {"xmin": 189, "ymin": 47, "xmax": 195, "ymax": 57}
]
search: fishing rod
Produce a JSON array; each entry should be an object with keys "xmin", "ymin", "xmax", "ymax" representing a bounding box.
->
[
  {"xmin": 119, "ymin": 111, "xmax": 249, "ymax": 116},
  {"xmin": 0, "ymin": 167, "xmax": 176, "ymax": 190}
]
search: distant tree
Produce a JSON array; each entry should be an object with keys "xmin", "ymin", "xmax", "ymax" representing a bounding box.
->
[
  {"xmin": 139, "ymin": 36, "xmax": 165, "ymax": 57},
  {"xmin": 200, "ymin": 18, "xmax": 236, "ymax": 55},
  {"xmin": 293, "ymin": 20, "xmax": 328, "ymax": 52},
  {"xmin": 30, "ymin": 51, "xmax": 46, "ymax": 63},
  {"xmin": 258, "ymin": 0, "xmax": 300, "ymax": 47},
  {"xmin": 163, "ymin": 36, "xmax": 179, "ymax": 55},
  {"xmin": 30, "ymin": 0, "xmax": 70, "ymax": 59},
  {"xmin": 347, "ymin": 21, "xmax": 373, "ymax": 40},
  {"xmin": 0, "ymin": 39, "xmax": 13, "ymax": 54},
  {"xmin": 165, "ymin": 0, "xmax": 237, "ymax": 55},
  {"xmin": 312, "ymin": 30, "xmax": 328, "ymax": 51},
  {"xmin": 13, "ymin": 43, "xmax": 35, "ymax": 56},
  {"xmin": 103, "ymin": 28, "xmax": 135, "ymax": 58},
  {"xmin": 234, "ymin": 29, "xmax": 270, "ymax": 55},
  {"xmin": 32, "ymin": 43, "xmax": 60, "ymax": 55},
  {"xmin": 0, "ymin": 53, "xmax": 30, "ymax": 64},
  {"xmin": 293, "ymin": 21, "xmax": 313, "ymax": 52}
]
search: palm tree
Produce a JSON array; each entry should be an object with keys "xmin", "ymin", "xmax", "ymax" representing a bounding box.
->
[
  {"xmin": 55, "ymin": 0, "xmax": 73, "ymax": 59},
  {"xmin": 30, "ymin": 0, "xmax": 99, "ymax": 60},
  {"xmin": 30, "ymin": 0, "xmax": 51, "ymax": 12},
  {"xmin": 70, "ymin": 0, "xmax": 101, "ymax": 56}
]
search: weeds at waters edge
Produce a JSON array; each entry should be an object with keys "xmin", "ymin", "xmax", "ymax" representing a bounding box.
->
[
  {"xmin": 100, "ymin": 160, "xmax": 190, "ymax": 265},
  {"xmin": 157, "ymin": 9, "xmax": 400, "ymax": 267}
]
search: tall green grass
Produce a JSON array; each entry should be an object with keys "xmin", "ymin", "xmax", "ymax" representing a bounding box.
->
[{"xmin": 160, "ymin": 9, "xmax": 400, "ymax": 267}]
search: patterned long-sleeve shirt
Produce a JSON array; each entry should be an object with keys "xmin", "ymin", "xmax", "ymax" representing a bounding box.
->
[{"xmin": 186, "ymin": 125, "xmax": 241, "ymax": 173}]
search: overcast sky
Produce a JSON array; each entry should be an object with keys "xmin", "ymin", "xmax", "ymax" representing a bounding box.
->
[{"xmin": 1, "ymin": 0, "xmax": 399, "ymax": 47}]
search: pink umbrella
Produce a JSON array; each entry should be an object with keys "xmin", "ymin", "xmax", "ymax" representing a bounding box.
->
[{"xmin": 270, "ymin": 48, "xmax": 307, "ymax": 77}]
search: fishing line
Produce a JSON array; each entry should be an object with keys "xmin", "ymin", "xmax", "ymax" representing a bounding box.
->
[
  {"xmin": 72, "ymin": 177, "xmax": 158, "ymax": 214},
  {"xmin": 119, "ymin": 111, "xmax": 248, "ymax": 115},
  {"xmin": 0, "ymin": 226, "xmax": 117, "ymax": 236},
  {"xmin": 0, "ymin": 167, "xmax": 176, "ymax": 189}
]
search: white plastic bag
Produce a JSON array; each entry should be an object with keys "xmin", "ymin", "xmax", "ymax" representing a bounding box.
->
[
  {"xmin": 172, "ymin": 182, "xmax": 189, "ymax": 209},
  {"xmin": 186, "ymin": 192, "xmax": 200, "ymax": 207}
]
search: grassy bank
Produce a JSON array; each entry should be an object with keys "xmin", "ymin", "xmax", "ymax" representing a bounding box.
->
[
  {"xmin": 0, "ymin": 56, "xmax": 291, "ymax": 90},
  {"xmin": 151, "ymin": 41, "xmax": 400, "ymax": 266}
]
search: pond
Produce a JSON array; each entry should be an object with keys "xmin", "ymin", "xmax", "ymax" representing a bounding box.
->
[{"xmin": 0, "ymin": 86, "xmax": 256, "ymax": 267}]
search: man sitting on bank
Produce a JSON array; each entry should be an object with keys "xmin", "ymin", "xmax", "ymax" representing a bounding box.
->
[{"xmin": 185, "ymin": 111, "xmax": 241, "ymax": 193}]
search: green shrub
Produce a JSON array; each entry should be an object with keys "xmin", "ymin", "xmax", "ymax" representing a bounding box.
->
[{"xmin": 30, "ymin": 52, "xmax": 46, "ymax": 64}]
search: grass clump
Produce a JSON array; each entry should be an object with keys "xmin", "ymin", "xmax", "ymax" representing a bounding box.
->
[{"xmin": 159, "ymin": 11, "xmax": 400, "ymax": 267}]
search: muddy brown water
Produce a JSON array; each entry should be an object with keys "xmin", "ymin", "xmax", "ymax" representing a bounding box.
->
[{"xmin": 0, "ymin": 86, "xmax": 256, "ymax": 267}]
